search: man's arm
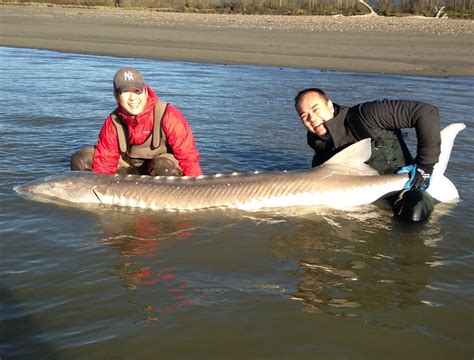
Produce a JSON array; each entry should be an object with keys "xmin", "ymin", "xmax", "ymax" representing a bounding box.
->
[{"xmin": 360, "ymin": 99, "xmax": 441, "ymax": 166}]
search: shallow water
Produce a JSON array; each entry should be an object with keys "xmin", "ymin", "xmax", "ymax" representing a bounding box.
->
[{"xmin": 1, "ymin": 46, "xmax": 473, "ymax": 359}]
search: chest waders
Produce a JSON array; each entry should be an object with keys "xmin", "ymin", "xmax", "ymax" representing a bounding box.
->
[
  {"xmin": 111, "ymin": 100, "xmax": 170, "ymax": 168},
  {"xmin": 345, "ymin": 105, "xmax": 413, "ymax": 175}
]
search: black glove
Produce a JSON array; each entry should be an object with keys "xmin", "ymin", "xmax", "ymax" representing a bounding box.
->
[{"xmin": 397, "ymin": 163, "xmax": 433, "ymax": 191}]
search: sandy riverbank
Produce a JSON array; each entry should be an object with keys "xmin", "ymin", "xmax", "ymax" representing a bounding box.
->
[{"xmin": 0, "ymin": 4, "xmax": 473, "ymax": 76}]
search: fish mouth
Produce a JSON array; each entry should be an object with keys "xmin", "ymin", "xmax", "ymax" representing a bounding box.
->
[
  {"xmin": 13, "ymin": 176, "xmax": 55, "ymax": 197},
  {"xmin": 13, "ymin": 184, "xmax": 22, "ymax": 194},
  {"xmin": 13, "ymin": 183, "xmax": 32, "ymax": 196}
]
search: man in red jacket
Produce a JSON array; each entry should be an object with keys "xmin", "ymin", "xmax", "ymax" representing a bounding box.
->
[{"xmin": 71, "ymin": 67, "xmax": 202, "ymax": 176}]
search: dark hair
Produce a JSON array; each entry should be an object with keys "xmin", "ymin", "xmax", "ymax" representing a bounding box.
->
[{"xmin": 294, "ymin": 88, "xmax": 328, "ymax": 108}]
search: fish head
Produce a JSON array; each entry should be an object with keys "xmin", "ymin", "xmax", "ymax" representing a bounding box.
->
[{"xmin": 14, "ymin": 171, "xmax": 101, "ymax": 205}]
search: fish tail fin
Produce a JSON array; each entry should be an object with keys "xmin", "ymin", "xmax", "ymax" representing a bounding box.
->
[
  {"xmin": 428, "ymin": 174, "xmax": 459, "ymax": 203},
  {"xmin": 428, "ymin": 123, "xmax": 466, "ymax": 202}
]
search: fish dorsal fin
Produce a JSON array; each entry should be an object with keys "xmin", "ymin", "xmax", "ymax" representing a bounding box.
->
[{"xmin": 323, "ymin": 138, "xmax": 379, "ymax": 175}]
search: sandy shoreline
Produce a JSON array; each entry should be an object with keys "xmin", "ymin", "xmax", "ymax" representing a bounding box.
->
[{"xmin": 1, "ymin": 4, "xmax": 473, "ymax": 76}]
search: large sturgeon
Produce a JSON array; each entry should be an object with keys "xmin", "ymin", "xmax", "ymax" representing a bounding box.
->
[{"xmin": 14, "ymin": 123, "xmax": 465, "ymax": 212}]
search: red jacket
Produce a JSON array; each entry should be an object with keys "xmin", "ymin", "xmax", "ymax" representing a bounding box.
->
[{"xmin": 92, "ymin": 87, "xmax": 202, "ymax": 176}]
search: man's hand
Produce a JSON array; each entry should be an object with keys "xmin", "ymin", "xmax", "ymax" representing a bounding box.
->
[{"xmin": 396, "ymin": 164, "xmax": 433, "ymax": 191}]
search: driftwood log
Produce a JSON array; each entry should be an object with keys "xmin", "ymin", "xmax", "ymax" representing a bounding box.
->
[{"xmin": 357, "ymin": 0, "xmax": 379, "ymax": 17}]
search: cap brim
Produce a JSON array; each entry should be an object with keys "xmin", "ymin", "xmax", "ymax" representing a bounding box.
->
[{"xmin": 117, "ymin": 83, "xmax": 145, "ymax": 93}]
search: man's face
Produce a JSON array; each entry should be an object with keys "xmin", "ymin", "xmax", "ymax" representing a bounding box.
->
[
  {"xmin": 115, "ymin": 88, "xmax": 147, "ymax": 116},
  {"xmin": 296, "ymin": 92, "xmax": 334, "ymax": 137}
]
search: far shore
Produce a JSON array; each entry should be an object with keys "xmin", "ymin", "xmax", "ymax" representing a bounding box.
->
[{"xmin": 0, "ymin": 4, "xmax": 473, "ymax": 77}]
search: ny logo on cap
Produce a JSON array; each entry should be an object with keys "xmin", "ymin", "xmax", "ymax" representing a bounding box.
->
[{"xmin": 123, "ymin": 71, "xmax": 134, "ymax": 82}]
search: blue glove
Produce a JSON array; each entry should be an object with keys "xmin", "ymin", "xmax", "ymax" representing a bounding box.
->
[{"xmin": 396, "ymin": 164, "xmax": 433, "ymax": 191}]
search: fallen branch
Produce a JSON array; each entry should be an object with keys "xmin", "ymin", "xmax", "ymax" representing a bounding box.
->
[
  {"xmin": 357, "ymin": 0, "xmax": 379, "ymax": 17},
  {"xmin": 435, "ymin": 6, "xmax": 448, "ymax": 18}
]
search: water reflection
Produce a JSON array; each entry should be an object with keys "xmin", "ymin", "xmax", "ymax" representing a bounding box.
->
[
  {"xmin": 270, "ymin": 209, "xmax": 441, "ymax": 319},
  {"xmin": 99, "ymin": 214, "xmax": 194, "ymax": 257},
  {"xmin": 96, "ymin": 212, "xmax": 197, "ymax": 324}
]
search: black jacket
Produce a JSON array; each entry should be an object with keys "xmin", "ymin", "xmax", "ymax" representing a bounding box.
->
[{"xmin": 307, "ymin": 100, "xmax": 441, "ymax": 173}]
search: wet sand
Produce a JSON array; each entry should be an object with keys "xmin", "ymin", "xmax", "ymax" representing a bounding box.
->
[{"xmin": 0, "ymin": 4, "xmax": 473, "ymax": 76}]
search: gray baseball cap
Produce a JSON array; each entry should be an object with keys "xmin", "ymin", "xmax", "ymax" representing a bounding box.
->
[{"xmin": 113, "ymin": 67, "xmax": 146, "ymax": 93}]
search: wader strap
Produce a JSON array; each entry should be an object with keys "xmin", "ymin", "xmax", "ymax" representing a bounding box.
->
[
  {"xmin": 111, "ymin": 111, "xmax": 129, "ymax": 155},
  {"xmin": 152, "ymin": 100, "xmax": 168, "ymax": 150},
  {"xmin": 395, "ymin": 129, "xmax": 414, "ymax": 164}
]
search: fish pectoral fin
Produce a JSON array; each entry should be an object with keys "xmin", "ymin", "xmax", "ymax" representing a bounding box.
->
[{"xmin": 325, "ymin": 138, "xmax": 372, "ymax": 166}]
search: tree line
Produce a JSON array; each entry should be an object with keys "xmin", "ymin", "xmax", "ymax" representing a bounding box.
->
[{"xmin": 3, "ymin": 0, "xmax": 472, "ymax": 17}]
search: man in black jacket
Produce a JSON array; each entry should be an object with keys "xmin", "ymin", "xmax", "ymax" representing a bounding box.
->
[{"xmin": 294, "ymin": 88, "xmax": 441, "ymax": 220}]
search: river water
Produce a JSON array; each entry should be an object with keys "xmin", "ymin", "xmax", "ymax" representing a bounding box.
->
[{"xmin": 1, "ymin": 46, "xmax": 473, "ymax": 359}]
